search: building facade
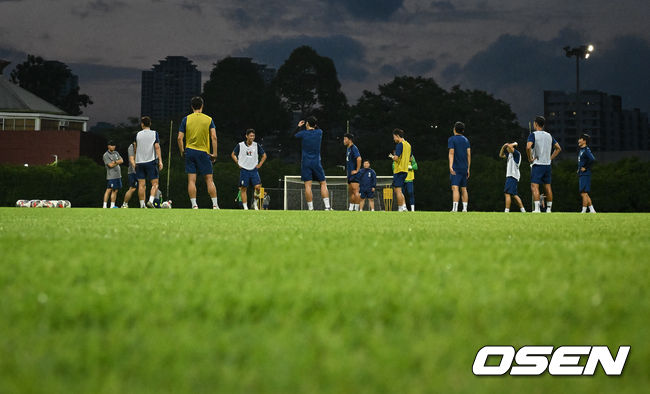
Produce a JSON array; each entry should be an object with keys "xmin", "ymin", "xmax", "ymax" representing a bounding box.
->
[
  {"xmin": 544, "ymin": 90, "xmax": 649, "ymax": 152},
  {"xmin": 141, "ymin": 56, "xmax": 201, "ymax": 122}
]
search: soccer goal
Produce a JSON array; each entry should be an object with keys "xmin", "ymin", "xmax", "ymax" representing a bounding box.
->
[{"xmin": 283, "ymin": 175, "xmax": 395, "ymax": 211}]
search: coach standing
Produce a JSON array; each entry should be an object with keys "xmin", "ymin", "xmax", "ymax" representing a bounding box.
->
[
  {"xmin": 102, "ymin": 140, "xmax": 123, "ymax": 208},
  {"xmin": 578, "ymin": 133, "xmax": 596, "ymax": 213}
]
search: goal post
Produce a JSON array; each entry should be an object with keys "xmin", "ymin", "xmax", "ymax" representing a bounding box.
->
[{"xmin": 283, "ymin": 175, "xmax": 395, "ymax": 210}]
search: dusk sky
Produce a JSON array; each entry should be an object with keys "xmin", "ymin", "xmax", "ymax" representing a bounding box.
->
[{"xmin": 1, "ymin": 0, "xmax": 649, "ymax": 127}]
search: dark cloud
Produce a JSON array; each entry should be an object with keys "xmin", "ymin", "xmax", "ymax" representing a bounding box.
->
[
  {"xmin": 180, "ymin": 0, "xmax": 201, "ymax": 13},
  {"xmin": 240, "ymin": 35, "xmax": 369, "ymax": 81},
  {"xmin": 444, "ymin": 28, "xmax": 650, "ymax": 123},
  {"xmin": 72, "ymin": 0, "xmax": 127, "ymax": 18},
  {"xmin": 328, "ymin": 0, "xmax": 403, "ymax": 21},
  {"xmin": 430, "ymin": 1, "xmax": 455, "ymax": 12},
  {"xmin": 380, "ymin": 57, "xmax": 437, "ymax": 78}
]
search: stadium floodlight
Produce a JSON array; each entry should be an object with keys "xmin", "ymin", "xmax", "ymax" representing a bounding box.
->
[{"xmin": 564, "ymin": 44, "xmax": 595, "ymax": 136}]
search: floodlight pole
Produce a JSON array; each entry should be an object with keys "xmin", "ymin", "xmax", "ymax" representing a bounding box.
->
[{"xmin": 564, "ymin": 45, "xmax": 594, "ymax": 138}]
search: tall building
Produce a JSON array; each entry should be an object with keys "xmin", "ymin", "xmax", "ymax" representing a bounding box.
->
[
  {"xmin": 141, "ymin": 56, "xmax": 201, "ymax": 122},
  {"xmin": 544, "ymin": 90, "xmax": 649, "ymax": 152}
]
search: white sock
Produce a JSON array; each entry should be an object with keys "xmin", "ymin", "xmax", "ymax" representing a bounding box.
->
[
  {"xmin": 547, "ymin": 201, "xmax": 552, "ymax": 212},
  {"xmin": 520, "ymin": 207, "xmax": 526, "ymax": 212},
  {"xmin": 589, "ymin": 205, "xmax": 596, "ymax": 213},
  {"xmin": 122, "ymin": 203, "xmax": 128, "ymax": 208},
  {"xmin": 243, "ymin": 203, "xmax": 248, "ymax": 210},
  {"xmin": 103, "ymin": 202, "xmax": 107, "ymax": 208},
  {"xmin": 400, "ymin": 204, "xmax": 407, "ymax": 211},
  {"xmin": 410, "ymin": 205, "xmax": 415, "ymax": 211},
  {"xmin": 505, "ymin": 208, "xmax": 510, "ymax": 212},
  {"xmin": 371, "ymin": 209, "xmax": 375, "ymax": 211},
  {"xmin": 581, "ymin": 206, "xmax": 587, "ymax": 213},
  {"xmin": 462, "ymin": 202, "xmax": 468, "ymax": 211},
  {"xmin": 452, "ymin": 202, "xmax": 458, "ymax": 212},
  {"xmin": 253, "ymin": 198, "xmax": 259, "ymax": 210},
  {"xmin": 110, "ymin": 202, "xmax": 115, "ymax": 208},
  {"xmin": 323, "ymin": 197, "xmax": 331, "ymax": 209},
  {"xmin": 190, "ymin": 198, "xmax": 197, "ymax": 208},
  {"xmin": 354, "ymin": 204, "xmax": 360, "ymax": 211},
  {"xmin": 149, "ymin": 195, "xmax": 154, "ymax": 204},
  {"xmin": 534, "ymin": 201, "xmax": 540, "ymax": 212},
  {"xmin": 211, "ymin": 197, "xmax": 219, "ymax": 208},
  {"xmin": 140, "ymin": 200, "xmax": 145, "ymax": 208},
  {"xmin": 349, "ymin": 203, "xmax": 354, "ymax": 211},
  {"xmin": 307, "ymin": 201, "xmax": 314, "ymax": 210}
]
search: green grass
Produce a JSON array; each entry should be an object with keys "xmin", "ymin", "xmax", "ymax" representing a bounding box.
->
[{"xmin": 0, "ymin": 208, "xmax": 648, "ymax": 393}]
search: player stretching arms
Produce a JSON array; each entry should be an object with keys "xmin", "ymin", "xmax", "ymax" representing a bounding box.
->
[
  {"xmin": 343, "ymin": 133, "xmax": 361, "ymax": 211},
  {"xmin": 499, "ymin": 142, "xmax": 526, "ymax": 212},
  {"xmin": 389, "ymin": 128, "xmax": 411, "ymax": 212},
  {"xmin": 177, "ymin": 96, "xmax": 219, "ymax": 209},
  {"xmin": 526, "ymin": 116, "xmax": 561, "ymax": 213},
  {"xmin": 294, "ymin": 116, "xmax": 331, "ymax": 210},
  {"xmin": 231, "ymin": 129, "xmax": 267, "ymax": 210},
  {"xmin": 448, "ymin": 122, "xmax": 470, "ymax": 212},
  {"xmin": 359, "ymin": 160, "xmax": 377, "ymax": 211},
  {"xmin": 577, "ymin": 133, "xmax": 596, "ymax": 213}
]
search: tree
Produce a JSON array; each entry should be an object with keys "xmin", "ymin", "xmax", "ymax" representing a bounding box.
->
[
  {"xmin": 202, "ymin": 57, "xmax": 290, "ymax": 151},
  {"xmin": 10, "ymin": 55, "xmax": 93, "ymax": 116},
  {"xmin": 274, "ymin": 46, "xmax": 349, "ymax": 131},
  {"xmin": 351, "ymin": 76, "xmax": 523, "ymax": 160}
]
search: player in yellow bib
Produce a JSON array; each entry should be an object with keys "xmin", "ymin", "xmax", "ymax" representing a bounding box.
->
[
  {"xmin": 389, "ymin": 128, "xmax": 411, "ymax": 212},
  {"xmin": 177, "ymin": 96, "xmax": 219, "ymax": 209}
]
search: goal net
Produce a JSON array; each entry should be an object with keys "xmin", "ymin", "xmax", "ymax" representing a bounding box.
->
[{"xmin": 283, "ymin": 175, "xmax": 395, "ymax": 210}]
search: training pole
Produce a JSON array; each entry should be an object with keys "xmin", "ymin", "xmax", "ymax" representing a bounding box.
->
[{"xmin": 166, "ymin": 120, "xmax": 173, "ymax": 199}]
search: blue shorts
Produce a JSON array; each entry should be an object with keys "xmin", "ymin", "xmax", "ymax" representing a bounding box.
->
[
  {"xmin": 579, "ymin": 175, "xmax": 591, "ymax": 193},
  {"xmin": 240, "ymin": 168, "xmax": 261, "ymax": 188},
  {"xmin": 106, "ymin": 178, "xmax": 122, "ymax": 190},
  {"xmin": 128, "ymin": 173, "xmax": 138, "ymax": 188},
  {"xmin": 504, "ymin": 177, "xmax": 519, "ymax": 195},
  {"xmin": 531, "ymin": 164, "xmax": 552, "ymax": 185},
  {"xmin": 393, "ymin": 172, "xmax": 407, "ymax": 188},
  {"xmin": 301, "ymin": 162, "xmax": 326, "ymax": 182},
  {"xmin": 347, "ymin": 173, "xmax": 360, "ymax": 184},
  {"xmin": 185, "ymin": 148, "xmax": 213, "ymax": 175},
  {"xmin": 360, "ymin": 189, "xmax": 375, "ymax": 199},
  {"xmin": 136, "ymin": 160, "xmax": 159, "ymax": 180},
  {"xmin": 450, "ymin": 170, "xmax": 468, "ymax": 187}
]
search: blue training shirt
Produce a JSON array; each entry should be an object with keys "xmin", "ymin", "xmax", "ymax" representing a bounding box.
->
[
  {"xmin": 578, "ymin": 146, "xmax": 595, "ymax": 176},
  {"xmin": 295, "ymin": 128, "xmax": 323, "ymax": 163},
  {"xmin": 447, "ymin": 135, "xmax": 471, "ymax": 170},
  {"xmin": 346, "ymin": 144, "xmax": 361, "ymax": 176},
  {"xmin": 359, "ymin": 168, "xmax": 376, "ymax": 190}
]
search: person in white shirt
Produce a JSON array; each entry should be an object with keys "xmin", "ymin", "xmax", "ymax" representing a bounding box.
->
[
  {"xmin": 499, "ymin": 142, "xmax": 526, "ymax": 212},
  {"xmin": 230, "ymin": 129, "xmax": 267, "ymax": 210},
  {"xmin": 135, "ymin": 116, "xmax": 163, "ymax": 208}
]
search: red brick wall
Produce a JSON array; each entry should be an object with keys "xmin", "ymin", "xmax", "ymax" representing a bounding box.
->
[{"xmin": 0, "ymin": 130, "xmax": 82, "ymax": 165}]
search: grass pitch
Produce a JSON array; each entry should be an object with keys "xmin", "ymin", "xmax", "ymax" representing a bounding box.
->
[{"xmin": 0, "ymin": 208, "xmax": 648, "ymax": 393}]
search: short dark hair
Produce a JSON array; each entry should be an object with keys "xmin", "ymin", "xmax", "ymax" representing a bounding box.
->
[
  {"xmin": 191, "ymin": 96, "xmax": 204, "ymax": 110},
  {"xmin": 141, "ymin": 116, "xmax": 152, "ymax": 127},
  {"xmin": 392, "ymin": 128, "xmax": 404, "ymax": 137},
  {"xmin": 305, "ymin": 116, "xmax": 317, "ymax": 128},
  {"xmin": 343, "ymin": 133, "xmax": 354, "ymax": 141},
  {"xmin": 579, "ymin": 133, "xmax": 591, "ymax": 145},
  {"xmin": 107, "ymin": 140, "xmax": 116, "ymax": 146},
  {"xmin": 246, "ymin": 128, "xmax": 255, "ymax": 136},
  {"xmin": 454, "ymin": 121, "xmax": 465, "ymax": 133},
  {"xmin": 534, "ymin": 115, "xmax": 545, "ymax": 128}
]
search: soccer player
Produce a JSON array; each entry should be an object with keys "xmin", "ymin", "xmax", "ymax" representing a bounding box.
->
[
  {"xmin": 231, "ymin": 128, "xmax": 267, "ymax": 210},
  {"xmin": 404, "ymin": 154, "xmax": 418, "ymax": 211},
  {"xmin": 526, "ymin": 115, "xmax": 561, "ymax": 213},
  {"xmin": 177, "ymin": 96, "xmax": 219, "ymax": 209},
  {"xmin": 389, "ymin": 128, "xmax": 411, "ymax": 212},
  {"xmin": 448, "ymin": 122, "xmax": 471, "ymax": 212},
  {"xmin": 121, "ymin": 140, "xmax": 137, "ymax": 208},
  {"xmin": 577, "ymin": 133, "xmax": 596, "ymax": 213},
  {"xmin": 294, "ymin": 116, "xmax": 331, "ymax": 211},
  {"xmin": 135, "ymin": 116, "xmax": 163, "ymax": 208},
  {"xmin": 262, "ymin": 191, "xmax": 270, "ymax": 210},
  {"xmin": 499, "ymin": 142, "xmax": 526, "ymax": 212},
  {"xmin": 343, "ymin": 133, "xmax": 361, "ymax": 211},
  {"xmin": 102, "ymin": 140, "xmax": 123, "ymax": 208},
  {"xmin": 359, "ymin": 160, "xmax": 377, "ymax": 211}
]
